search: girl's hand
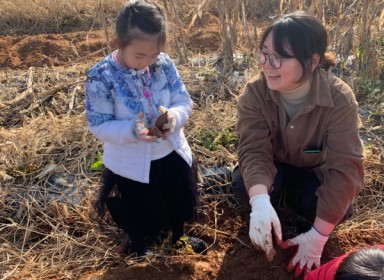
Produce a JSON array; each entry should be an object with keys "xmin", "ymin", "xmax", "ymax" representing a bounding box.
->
[{"xmin": 134, "ymin": 112, "xmax": 158, "ymax": 142}]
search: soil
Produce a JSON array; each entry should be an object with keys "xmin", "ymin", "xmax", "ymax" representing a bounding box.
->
[
  {"xmin": 78, "ymin": 204, "xmax": 384, "ymax": 280},
  {"xmin": 1, "ymin": 16, "xmax": 383, "ymax": 280},
  {"xmin": 0, "ymin": 18, "xmax": 223, "ymax": 69}
]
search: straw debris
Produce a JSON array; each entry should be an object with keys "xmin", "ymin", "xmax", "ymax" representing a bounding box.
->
[{"xmin": 0, "ymin": 1, "xmax": 383, "ymax": 279}]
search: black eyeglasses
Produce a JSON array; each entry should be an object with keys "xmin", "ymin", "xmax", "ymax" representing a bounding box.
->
[{"xmin": 258, "ymin": 51, "xmax": 294, "ymax": 69}]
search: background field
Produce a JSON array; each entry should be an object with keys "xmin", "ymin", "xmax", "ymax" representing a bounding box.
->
[{"xmin": 0, "ymin": 0, "xmax": 383, "ymax": 279}]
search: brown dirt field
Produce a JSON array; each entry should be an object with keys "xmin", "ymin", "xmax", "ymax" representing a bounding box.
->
[
  {"xmin": 1, "ymin": 16, "xmax": 383, "ymax": 280},
  {"xmin": 0, "ymin": 31, "xmax": 109, "ymax": 69},
  {"xmin": 0, "ymin": 20, "xmax": 223, "ymax": 69}
]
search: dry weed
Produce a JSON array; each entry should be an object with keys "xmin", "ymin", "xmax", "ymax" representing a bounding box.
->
[
  {"xmin": 0, "ymin": 1, "xmax": 383, "ymax": 279},
  {"xmin": 0, "ymin": 57, "xmax": 382, "ymax": 279},
  {"xmin": 0, "ymin": 0, "xmax": 126, "ymax": 35}
]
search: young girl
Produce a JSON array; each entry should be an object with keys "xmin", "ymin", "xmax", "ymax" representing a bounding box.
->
[{"xmin": 86, "ymin": 0, "xmax": 205, "ymax": 256}]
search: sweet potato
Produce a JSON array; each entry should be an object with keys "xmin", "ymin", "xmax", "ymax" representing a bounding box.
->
[
  {"xmin": 155, "ymin": 110, "xmax": 168, "ymax": 131},
  {"xmin": 147, "ymin": 110, "xmax": 168, "ymax": 137}
]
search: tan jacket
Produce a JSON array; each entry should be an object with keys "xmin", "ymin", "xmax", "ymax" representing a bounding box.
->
[{"xmin": 236, "ymin": 68, "xmax": 364, "ymax": 224}]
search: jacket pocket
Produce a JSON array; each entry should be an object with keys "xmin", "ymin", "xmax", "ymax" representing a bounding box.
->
[{"xmin": 300, "ymin": 148, "xmax": 326, "ymax": 167}]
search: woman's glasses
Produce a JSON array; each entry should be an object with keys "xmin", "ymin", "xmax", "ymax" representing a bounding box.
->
[{"xmin": 258, "ymin": 51, "xmax": 294, "ymax": 69}]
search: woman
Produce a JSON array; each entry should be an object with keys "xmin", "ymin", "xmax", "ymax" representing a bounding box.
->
[{"xmin": 232, "ymin": 11, "xmax": 364, "ymax": 276}]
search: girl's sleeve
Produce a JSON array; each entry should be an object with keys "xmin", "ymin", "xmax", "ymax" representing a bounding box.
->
[
  {"xmin": 163, "ymin": 55, "xmax": 192, "ymax": 130},
  {"xmin": 85, "ymin": 73, "xmax": 138, "ymax": 145}
]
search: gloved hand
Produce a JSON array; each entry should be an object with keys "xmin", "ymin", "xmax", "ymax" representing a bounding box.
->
[
  {"xmin": 281, "ymin": 227, "xmax": 329, "ymax": 277},
  {"xmin": 158, "ymin": 106, "xmax": 176, "ymax": 140},
  {"xmin": 249, "ymin": 194, "xmax": 282, "ymax": 262},
  {"xmin": 134, "ymin": 112, "xmax": 158, "ymax": 142}
]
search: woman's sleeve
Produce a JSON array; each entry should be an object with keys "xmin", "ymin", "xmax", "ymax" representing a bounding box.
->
[
  {"xmin": 316, "ymin": 90, "xmax": 364, "ymax": 224},
  {"xmin": 236, "ymin": 83, "xmax": 276, "ymax": 191},
  {"xmin": 85, "ymin": 73, "xmax": 138, "ymax": 145}
]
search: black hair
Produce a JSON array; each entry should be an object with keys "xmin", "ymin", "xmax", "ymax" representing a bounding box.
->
[
  {"xmin": 335, "ymin": 247, "xmax": 384, "ymax": 280},
  {"xmin": 115, "ymin": 0, "xmax": 166, "ymax": 49},
  {"xmin": 259, "ymin": 10, "xmax": 336, "ymax": 82}
]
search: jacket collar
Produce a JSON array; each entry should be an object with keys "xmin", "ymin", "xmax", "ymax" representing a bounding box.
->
[{"xmin": 310, "ymin": 68, "xmax": 334, "ymax": 108}]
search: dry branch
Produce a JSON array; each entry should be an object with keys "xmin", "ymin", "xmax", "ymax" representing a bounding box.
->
[{"xmin": 187, "ymin": 0, "xmax": 211, "ymax": 31}]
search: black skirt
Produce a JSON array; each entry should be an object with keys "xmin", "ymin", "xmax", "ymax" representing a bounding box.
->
[{"xmin": 104, "ymin": 151, "xmax": 197, "ymax": 239}]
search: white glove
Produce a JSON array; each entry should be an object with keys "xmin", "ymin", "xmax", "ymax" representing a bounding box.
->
[
  {"xmin": 134, "ymin": 112, "xmax": 158, "ymax": 142},
  {"xmin": 281, "ymin": 227, "xmax": 329, "ymax": 277},
  {"xmin": 249, "ymin": 194, "xmax": 282, "ymax": 262},
  {"xmin": 158, "ymin": 106, "xmax": 176, "ymax": 140}
]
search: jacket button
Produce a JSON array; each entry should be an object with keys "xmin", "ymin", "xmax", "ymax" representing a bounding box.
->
[{"xmin": 290, "ymin": 125, "xmax": 294, "ymax": 129}]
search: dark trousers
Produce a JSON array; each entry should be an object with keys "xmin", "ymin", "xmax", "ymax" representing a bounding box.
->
[
  {"xmin": 105, "ymin": 152, "xmax": 196, "ymax": 243},
  {"xmin": 232, "ymin": 162, "xmax": 352, "ymax": 233}
]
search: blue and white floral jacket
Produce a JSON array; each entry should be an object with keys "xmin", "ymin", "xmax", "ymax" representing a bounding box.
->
[{"xmin": 85, "ymin": 52, "xmax": 193, "ymax": 183}]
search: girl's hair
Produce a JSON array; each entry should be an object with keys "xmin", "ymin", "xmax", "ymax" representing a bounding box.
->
[
  {"xmin": 116, "ymin": 0, "xmax": 166, "ymax": 49},
  {"xmin": 259, "ymin": 10, "xmax": 336, "ymax": 82},
  {"xmin": 335, "ymin": 247, "xmax": 384, "ymax": 280}
]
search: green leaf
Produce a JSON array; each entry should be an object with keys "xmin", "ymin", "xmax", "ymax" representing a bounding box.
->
[{"xmin": 90, "ymin": 151, "xmax": 104, "ymax": 171}]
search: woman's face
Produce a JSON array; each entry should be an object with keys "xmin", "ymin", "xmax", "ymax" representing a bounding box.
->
[{"xmin": 260, "ymin": 31, "xmax": 306, "ymax": 92}]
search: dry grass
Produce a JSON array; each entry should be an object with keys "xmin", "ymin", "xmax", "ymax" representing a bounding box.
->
[
  {"xmin": 0, "ymin": 0, "xmax": 383, "ymax": 279},
  {"xmin": 0, "ymin": 53, "xmax": 383, "ymax": 279},
  {"xmin": 0, "ymin": 63, "xmax": 242, "ymax": 279},
  {"xmin": 0, "ymin": 0, "xmax": 126, "ymax": 35}
]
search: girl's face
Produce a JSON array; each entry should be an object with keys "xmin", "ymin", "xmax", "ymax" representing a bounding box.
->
[
  {"xmin": 120, "ymin": 34, "xmax": 161, "ymax": 70},
  {"xmin": 260, "ymin": 31, "xmax": 306, "ymax": 92}
]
